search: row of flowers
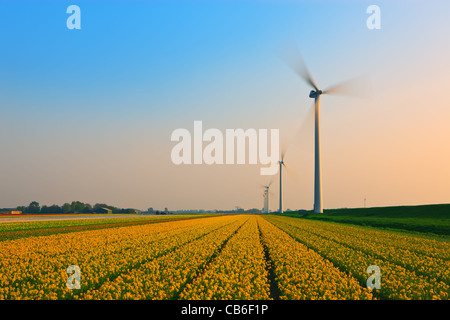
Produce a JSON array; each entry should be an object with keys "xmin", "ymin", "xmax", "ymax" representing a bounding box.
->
[
  {"xmin": 0, "ymin": 215, "xmax": 237, "ymax": 300},
  {"xmin": 274, "ymin": 217, "xmax": 450, "ymax": 285},
  {"xmin": 82, "ymin": 216, "xmax": 247, "ymax": 299},
  {"xmin": 0, "ymin": 215, "xmax": 198, "ymax": 241},
  {"xmin": 265, "ymin": 216, "xmax": 449, "ymax": 300},
  {"xmin": 179, "ymin": 216, "xmax": 271, "ymax": 300},
  {"xmin": 258, "ymin": 217, "xmax": 374, "ymax": 300}
]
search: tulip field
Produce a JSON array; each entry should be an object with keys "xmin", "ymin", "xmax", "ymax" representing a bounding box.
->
[{"xmin": 0, "ymin": 214, "xmax": 448, "ymax": 300}]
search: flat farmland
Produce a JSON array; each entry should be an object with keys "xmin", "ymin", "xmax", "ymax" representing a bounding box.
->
[
  {"xmin": 0, "ymin": 214, "xmax": 209, "ymax": 241},
  {"xmin": 0, "ymin": 214, "xmax": 448, "ymax": 300}
]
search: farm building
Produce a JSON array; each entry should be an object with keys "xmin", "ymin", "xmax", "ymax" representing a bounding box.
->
[
  {"xmin": 0, "ymin": 208, "xmax": 22, "ymax": 215},
  {"xmin": 97, "ymin": 207, "xmax": 113, "ymax": 214}
]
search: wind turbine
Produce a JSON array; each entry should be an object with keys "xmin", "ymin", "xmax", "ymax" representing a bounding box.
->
[
  {"xmin": 262, "ymin": 182, "xmax": 272, "ymax": 213},
  {"xmin": 278, "ymin": 147, "xmax": 300, "ymax": 214},
  {"xmin": 282, "ymin": 45, "xmax": 361, "ymax": 213},
  {"xmin": 278, "ymin": 153, "xmax": 286, "ymax": 214},
  {"xmin": 262, "ymin": 191, "xmax": 268, "ymax": 213}
]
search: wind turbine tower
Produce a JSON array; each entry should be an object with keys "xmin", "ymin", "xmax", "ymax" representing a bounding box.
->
[
  {"xmin": 279, "ymin": 156, "xmax": 286, "ymax": 214},
  {"xmin": 263, "ymin": 184, "xmax": 271, "ymax": 213}
]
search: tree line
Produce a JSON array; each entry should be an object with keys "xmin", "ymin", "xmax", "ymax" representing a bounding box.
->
[{"xmin": 17, "ymin": 201, "xmax": 138, "ymax": 214}]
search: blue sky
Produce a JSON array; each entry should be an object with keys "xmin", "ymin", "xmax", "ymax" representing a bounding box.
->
[
  {"xmin": 1, "ymin": 1, "xmax": 450, "ymax": 210},
  {"xmin": 0, "ymin": 1, "xmax": 376, "ymax": 106}
]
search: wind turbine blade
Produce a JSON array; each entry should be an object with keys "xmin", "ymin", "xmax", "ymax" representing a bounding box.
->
[
  {"xmin": 293, "ymin": 101, "xmax": 315, "ymax": 147},
  {"xmin": 323, "ymin": 76, "xmax": 371, "ymax": 98},
  {"xmin": 284, "ymin": 162, "xmax": 300, "ymax": 182},
  {"xmin": 280, "ymin": 144, "xmax": 285, "ymax": 161},
  {"xmin": 279, "ymin": 43, "xmax": 319, "ymax": 91},
  {"xmin": 280, "ymin": 136, "xmax": 290, "ymax": 163},
  {"xmin": 280, "ymin": 101, "xmax": 314, "ymax": 162}
]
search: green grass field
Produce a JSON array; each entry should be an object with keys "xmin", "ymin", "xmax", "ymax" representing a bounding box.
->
[{"xmin": 282, "ymin": 203, "xmax": 450, "ymax": 239}]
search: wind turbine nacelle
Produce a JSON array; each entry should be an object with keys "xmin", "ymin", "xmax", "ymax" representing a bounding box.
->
[{"xmin": 309, "ymin": 90, "xmax": 322, "ymax": 98}]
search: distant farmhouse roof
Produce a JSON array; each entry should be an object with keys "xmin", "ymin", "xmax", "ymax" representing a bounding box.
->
[{"xmin": 97, "ymin": 207, "xmax": 113, "ymax": 214}]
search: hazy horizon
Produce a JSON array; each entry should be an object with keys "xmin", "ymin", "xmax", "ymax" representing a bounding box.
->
[{"xmin": 1, "ymin": 1, "xmax": 449, "ymax": 212}]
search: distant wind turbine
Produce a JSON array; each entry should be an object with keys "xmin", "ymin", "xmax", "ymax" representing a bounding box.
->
[
  {"xmin": 278, "ymin": 153, "xmax": 286, "ymax": 214},
  {"xmin": 262, "ymin": 181, "xmax": 272, "ymax": 213},
  {"xmin": 277, "ymin": 138, "xmax": 302, "ymax": 214}
]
